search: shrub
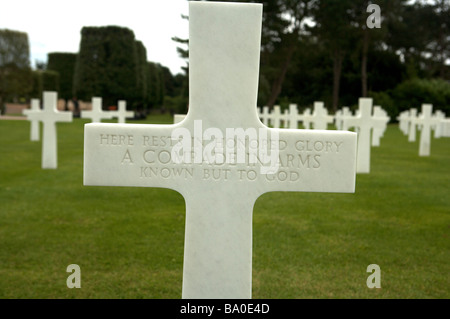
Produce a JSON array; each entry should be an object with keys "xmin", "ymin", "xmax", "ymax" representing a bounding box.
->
[{"xmin": 392, "ymin": 78, "xmax": 450, "ymax": 116}]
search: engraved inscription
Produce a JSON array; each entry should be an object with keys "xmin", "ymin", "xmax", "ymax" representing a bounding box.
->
[{"xmin": 97, "ymin": 133, "xmax": 345, "ymax": 183}]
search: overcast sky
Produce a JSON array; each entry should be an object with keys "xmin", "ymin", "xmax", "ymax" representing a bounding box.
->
[{"xmin": 0, "ymin": 0, "xmax": 190, "ymax": 75}]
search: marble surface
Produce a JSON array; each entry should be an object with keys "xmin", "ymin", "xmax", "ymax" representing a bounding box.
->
[{"xmin": 84, "ymin": 1, "xmax": 357, "ymax": 299}]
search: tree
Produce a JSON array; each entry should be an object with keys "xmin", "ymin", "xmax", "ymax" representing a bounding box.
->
[
  {"xmin": 47, "ymin": 52, "xmax": 77, "ymax": 109},
  {"xmin": 385, "ymin": 0, "xmax": 450, "ymax": 81},
  {"xmin": 134, "ymin": 41, "xmax": 148, "ymax": 110},
  {"xmin": 260, "ymin": 0, "xmax": 313, "ymax": 107},
  {"xmin": 29, "ymin": 70, "xmax": 60, "ymax": 99},
  {"xmin": 312, "ymin": 0, "xmax": 357, "ymax": 111},
  {"xmin": 0, "ymin": 29, "xmax": 32, "ymax": 111},
  {"xmin": 146, "ymin": 62, "xmax": 164, "ymax": 108},
  {"xmin": 73, "ymin": 26, "xmax": 139, "ymax": 108}
]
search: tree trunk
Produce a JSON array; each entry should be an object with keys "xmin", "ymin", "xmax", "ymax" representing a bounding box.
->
[
  {"xmin": 266, "ymin": 44, "xmax": 296, "ymax": 107},
  {"xmin": 361, "ymin": 28, "xmax": 369, "ymax": 97},
  {"xmin": 332, "ymin": 49, "xmax": 344, "ymax": 113}
]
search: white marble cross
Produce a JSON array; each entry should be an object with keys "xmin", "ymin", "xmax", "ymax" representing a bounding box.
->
[
  {"xmin": 23, "ymin": 98, "xmax": 41, "ymax": 141},
  {"xmin": 271, "ymin": 105, "xmax": 281, "ymax": 128},
  {"xmin": 408, "ymin": 108, "xmax": 418, "ymax": 142},
  {"xmin": 371, "ymin": 106, "xmax": 390, "ymax": 147},
  {"xmin": 335, "ymin": 109, "xmax": 343, "ymax": 130},
  {"xmin": 441, "ymin": 119, "xmax": 450, "ymax": 137},
  {"xmin": 111, "ymin": 100, "xmax": 134, "ymax": 123},
  {"xmin": 417, "ymin": 104, "xmax": 439, "ymax": 156},
  {"xmin": 311, "ymin": 101, "xmax": 334, "ymax": 130},
  {"xmin": 288, "ymin": 104, "xmax": 301, "ymax": 129},
  {"xmin": 282, "ymin": 108, "xmax": 289, "ymax": 128},
  {"xmin": 340, "ymin": 107, "xmax": 352, "ymax": 131},
  {"xmin": 432, "ymin": 110, "xmax": 445, "ymax": 138},
  {"xmin": 81, "ymin": 97, "xmax": 114, "ymax": 123},
  {"xmin": 342, "ymin": 98, "xmax": 386, "ymax": 173},
  {"xmin": 302, "ymin": 107, "xmax": 313, "ymax": 129},
  {"xmin": 84, "ymin": 2, "xmax": 357, "ymax": 299},
  {"xmin": 397, "ymin": 110, "xmax": 410, "ymax": 135},
  {"xmin": 26, "ymin": 92, "xmax": 72, "ymax": 169}
]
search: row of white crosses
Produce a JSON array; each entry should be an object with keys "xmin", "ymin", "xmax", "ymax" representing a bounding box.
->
[
  {"xmin": 257, "ymin": 101, "xmax": 333, "ymax": 129},
  {"xmin": 397, "ymin": 104, "xmax": 449, "ymax": 156},
  {"xmin": 22, "ymin": 93, "xmax": 136, "ymax": 169}
]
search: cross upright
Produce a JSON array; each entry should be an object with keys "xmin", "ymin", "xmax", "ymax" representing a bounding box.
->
[
  {"xmin": 371, "ymin": 106, "xmax": 390, "ymax": 147},
  {"xmin": 84, "ymin": 1, "xmax": 357, "ymax": 299},
  {"xmin": 281, "ymin": 108, "xmax": 289, "ymax": 128},
  {"xmin": 311, "ymin": 101, "xmax": 334, "ymax": 130},
  {"xmin": 417, "ymin": 104, "xmax": 438, "ymax": 156},
  {"xmin": 27, "ymin": 92, "xmax": 72, "ymax": 169},
  {"xmin": 302, "ymin": 107, "xmax": 313, "ymax": 129},
  {"xmin": 111, "ymin": 100, "xmax": 135, "ymax": 123},
  {"xmin": 340, "ymin": 107, "xmax": 352, "ymax": 131},
  {"xmin": 271, "ymin": 105, "xmax": 281, "ymax": 128},
  {"xmin": 397, "ymin": 110, "xmax": 410, "ymax": 135},
  {"xmin": 288, "ymin": 104, "xmax": 301, "ymax": 129},
  {"xmin": 81, "ymin": 97, "xmax": 114, "ymax": 123},
  {"xmin": 408, "ymin": 108, "xmax": 418, "ymax": 142},
  {"xmin": 335, "ymin": 109, "xmax": 343, "ymax": 130},
  {"xmin": 433, "ymin": 110, "xmax": 445, "ymax": 138},
  {"xmin": 23, "ymin": 98, "xmax": 41, "ymax": 141},
  {"xmin": 342, "ymin": 98, "xmax": 385, "ymax": 173}
]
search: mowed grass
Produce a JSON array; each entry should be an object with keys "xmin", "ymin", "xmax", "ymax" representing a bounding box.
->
[{"xmin": 0, "ymin": 115, "xmax": 448, "ymax": 299}]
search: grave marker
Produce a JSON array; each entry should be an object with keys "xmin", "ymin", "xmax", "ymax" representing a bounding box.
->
[
  {"xmin": 340, "ymin": 107, "xmax": 353, "ymax": 131},
  {"xmin": 417, "ymin": 104, "xmax": 438, "ymax": 156},
  {"xmin": 371, "ymin": 106, "xmax": 390, "ymax": 147},
  {"xmin": 271, "ymin": 105, "xmax": 281, "ymax": 128},
  {"xmin": 288, "ymin": 104, "xmax": 301, "ymax": 129},
  {"xmin": 111, "ymin": 100, "xmax": 134, "ymax": 123},
  {"xmin": 84, "ymin": 1, "xmax": 357, "ymax": 298},
  {"xmin": 282, "ymin": 108, "xmax": 289, "ymax": 128},
  {"xmin": 27, "ymin": 92, "xmax": 72, "ymax": 169},
  {"xmin": 433, "ymin": 110, "xmax": 445, "ymax": 138},
  {"xmin": 342, "ymin": 98, "xmax": 385, "ymax": 173},
  {"xmin": 408, "ymin": 108, "xmax": 418, "ymax": 142},
  {"xmin": 23, "ymin": 99, "xmax": 41, "ymax": 141},
  {"xmin": 311, "ymin": 102, "xmax": 334, "ymax": 130},
  {"xmin": 81, "ymin": 97, "xmax": 114, "ymax": 123},
  {"xmin": 302, "ymin": 108, "xmax": 313, "ymax": 129},
  {"xmin": 397, "ymin": 110, "xmax": 410, "ymax": 135}
]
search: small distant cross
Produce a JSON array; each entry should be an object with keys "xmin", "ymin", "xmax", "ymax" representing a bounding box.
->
[
  {"xmin": 111, "ymin": 100, "xmax": 135, "ymax": 123},
  {"xmin": 342, "ymin": 98, "xmax": 386, "ymax": 173},
  {"xmin": 417, "ymin": 104, "xmax": 438, "ymax": 156},
  {"xmin": 81, "ymin": 97, "xmax": 114, "ymax": 123},
  {"xmin": 311, "ymin": 102, "xmax": 334, "ymax": 130}
]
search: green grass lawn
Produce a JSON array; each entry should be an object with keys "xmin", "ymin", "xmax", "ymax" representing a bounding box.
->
[{"xmin": 0, "ymin": 115, "xmax": 449, "ymax": 298}]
